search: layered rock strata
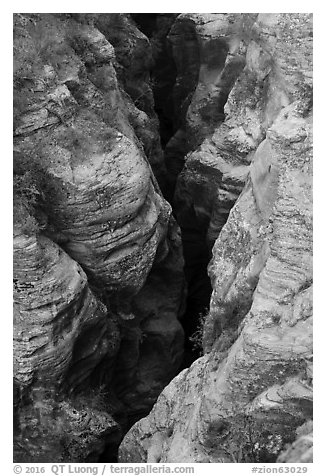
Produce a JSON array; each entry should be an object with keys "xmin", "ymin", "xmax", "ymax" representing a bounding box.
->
[
  {"xmin": 119, "ymin": 13, "xmax": 313, "ymax": 463},
  {"xmin": 165, "ymin": 14, "xmax": 257, "ymax": 347},
  {"xmin": 13, "ymin": 13, "xmax": 185, "ymax": 462},
  {"xmin": 94, "ymin": 14, "xmax": 168, "ymax": 189},
  {"xmin": 165, "ymin": 13, "xmax": 255, "ymax": 200},
  {"xmin": 13, "ymin": 227, "xmax": 121, "ymax": 462},
  {"xmin": 13, "ymin": 232, "xmax": 112, "ymax": 390}
]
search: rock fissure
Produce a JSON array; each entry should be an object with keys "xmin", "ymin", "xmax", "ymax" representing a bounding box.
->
[
  {"xmin": 14, "ymin": 13, "xmax": 312, "ymax": 464},
  {"xmin": 118, "ymin": 13, "xmax": 312, "ymax": 464}
]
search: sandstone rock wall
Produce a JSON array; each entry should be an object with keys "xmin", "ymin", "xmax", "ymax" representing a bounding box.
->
[
  {"xmin": 13, "ymin": 232, "xmax": 111, "ymax": 390},
  {"xmin": 165, "ymin": 14, "xmax": 255, "ymax": 200},
  {"xmin": 165, "ymin": 14, "xmax": 255, "ymax": 348},
  {"xmin": 13, "ymin": 12, "xmax": 313, "ymax": 464},
  {"xmin": 13, "ymin": 13, "xmax": 185, "ymax": 462},
  {"xmin": 119, "ymin": 13, "xmax": 313, "ymax": 463}
]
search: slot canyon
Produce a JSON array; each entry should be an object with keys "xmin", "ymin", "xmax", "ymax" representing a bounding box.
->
[{"xmin": 13, "ymin": 13, "xmax": 313, "ymax": 464}]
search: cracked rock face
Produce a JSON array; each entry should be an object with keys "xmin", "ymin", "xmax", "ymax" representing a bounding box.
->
[
  {"xmin": 119, "ymin": 13, "xmax": 312, "ymax": 463},
  {"xmin": 13, "ymin": 13, "xmax": 185, "ymax": 462}
]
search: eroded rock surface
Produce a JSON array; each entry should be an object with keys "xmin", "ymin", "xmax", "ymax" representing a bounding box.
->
[
  {"xmin": 13, "ymin": 13, "xmax": 185, "ymax": 462},
  {"xmin": 166, "ymin": 14, "xmax": 257, "ymax": 351},
  {"xmin": 165, "ymin": 14, "xmax": 255, "ymax": 199},
  {"xmin": 14, "ymin": 12, "xmax": 313, "ymax": 464},
  {"xmin": 119, "ymin": 13, "xmax": 313, "ymax": 463},
  {"xmin": 13, "ymin": 232, "xmax": 113, "ymax": 390},
  {"xmin": 277, "ymin": 421, "xmax": 313, "ymax": 463}
]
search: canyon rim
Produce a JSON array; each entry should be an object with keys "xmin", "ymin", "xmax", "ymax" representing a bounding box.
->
[{"xmin": 13, "ymin": 12, "xmax": 313, "ymax": 464}]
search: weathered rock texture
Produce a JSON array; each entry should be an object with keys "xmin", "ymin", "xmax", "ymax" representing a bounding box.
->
[
  {"xmin": 164, "ymin": 14, "xmax": 258, "ymax": 350},
  {"xmin": 165, "ymin": 14, "xmax": 255, "ymax": 199},
  {"xmin": 119, "ymin": 13, "xmax": 313, "ymax": 463},
  {"xmin": 277, "ymin": 420, "xmax": 313, "ymax": 463},
  {"xmin": 13, "ymin": 232, "xmax": 112, "ymax": 390},
  {"xmin": 94, "ymin": 13, "xmax": 168, "ymax": 189},
  {"xmin": 137, "ymin": 14, "xmax": 179, "ymax": 149},
  {"xmin": 13, "ymin": 13, "xmax": 185, "ymax": 462}
]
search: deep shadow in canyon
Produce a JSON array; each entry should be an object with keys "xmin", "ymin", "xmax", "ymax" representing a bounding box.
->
[
  {"xmin": 12, "ymin": 12, "xmax": 240, "ymax": 463},
  {"xmin": 132, "ymin": 14, "xmax": 178, "ymax": 148},
  {"xmin": 96, "ymin": 14, "xmax": 215, "ymax": 461},
  {"xmin": 14, "ymin": 13, "xmax": 313, "ymax": 464},
  {"xmin": 132, "ymin": 13, "xmax": 213, "ymax": 368}
]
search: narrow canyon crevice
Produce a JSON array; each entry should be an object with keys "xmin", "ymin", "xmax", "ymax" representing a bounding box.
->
[
  {"xmin": 119, "ymin": 13, "xmax": 312, "ymax": 464},
  {"xmin": 13, "ymin": 13, "xmax": 185, "ymax": 463},
  {"xmin": 132, "ymin": 13, "xmax": 214, "ymax": 366},
  {"xmin": 131, "ymin": 14, "xmax": 178, "ymax": 148},
  {"xmin": 13, "ymin": 13, "xmax": 313, "ymax": 465}
]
